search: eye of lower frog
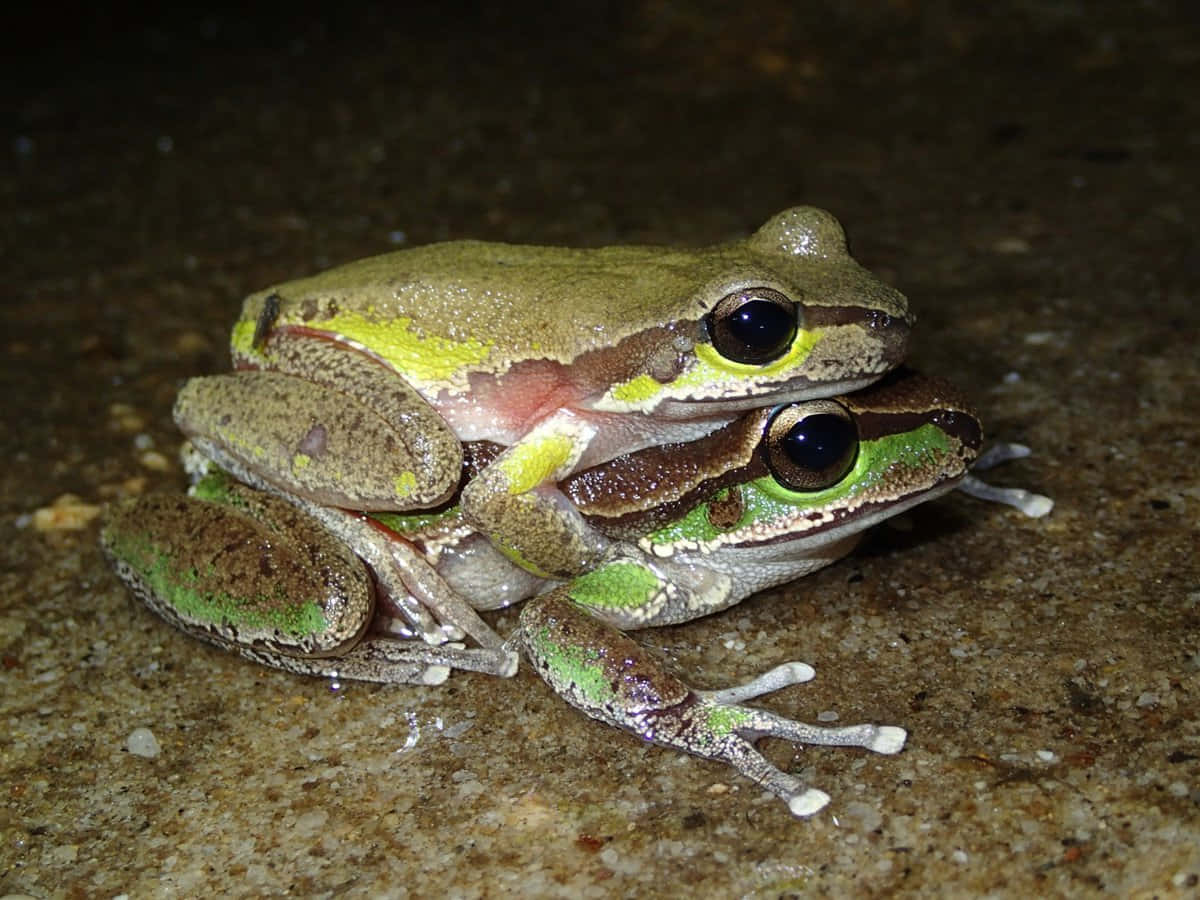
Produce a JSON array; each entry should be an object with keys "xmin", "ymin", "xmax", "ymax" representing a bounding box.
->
[
  {"xmin": 764, "ymin": 400, "xmax": 859, "ymax": 491},
  {"xmin": 707, "ymin": 288, "xmax": 798, "ymax": 365}
]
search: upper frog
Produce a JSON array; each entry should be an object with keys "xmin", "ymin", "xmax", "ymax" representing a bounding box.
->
[
  {"xmin": 233, "ymin": 206, "xmax": 910, "ymax": 429},
  {"xmin": 178, "ymin": 207, "xmax": 911, "ymax": 578}
]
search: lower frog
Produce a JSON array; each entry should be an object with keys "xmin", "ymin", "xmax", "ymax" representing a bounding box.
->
[{"xmin": 102, "ymin": 370, "xmax": 983, "ymax": 816}]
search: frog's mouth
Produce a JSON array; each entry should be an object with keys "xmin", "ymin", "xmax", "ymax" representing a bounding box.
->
[{"xmin": 645, "ymin": 373, "xmax": 884, "ymax": 418}]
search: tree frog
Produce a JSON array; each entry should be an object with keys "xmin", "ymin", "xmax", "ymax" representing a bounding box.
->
[
  {"xmin": 102, "ymin": 370, "xmax": 982, "ymax": 817},
  {"xmin": 173, "ymin": 207, "xmax": 911, "ymax": 580}
]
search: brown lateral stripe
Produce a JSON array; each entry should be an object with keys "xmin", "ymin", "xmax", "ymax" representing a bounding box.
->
[
  {"xmin": 843, "ymin": 369, "xmax": 982, "ymax": 450},
  {"xmin": 561, "ymin": 409, "xmax": 772, "ymax": 537}
]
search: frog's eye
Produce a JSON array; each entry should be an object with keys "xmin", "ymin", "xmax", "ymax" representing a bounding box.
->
[
  {"xmin": 707, "ymin": 288, "xmax": 798, "ymax": 365},
  {"xmin": 765, "ymin": 400, "xmax": 858, "ymax": 491}
]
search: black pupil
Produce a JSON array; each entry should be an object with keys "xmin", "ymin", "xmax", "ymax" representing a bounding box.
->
[
  {"xmin": 728, "ymin": 298, "xmax": 794, "ymax": 354},
  {"xmin": 783, "ymin": 414, "xmax": 856, "ymax": 473}
]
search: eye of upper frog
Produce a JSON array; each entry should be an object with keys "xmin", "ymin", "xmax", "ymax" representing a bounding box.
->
[
  {"xmin": 707, "ymin": 288, "xmax": 798, "ymax": 365},
  {"xmin": 764, "ymin": 400, "xmax": 859, "ymax": 491}
]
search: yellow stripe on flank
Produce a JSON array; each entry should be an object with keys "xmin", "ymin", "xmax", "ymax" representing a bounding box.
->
[
  {"xmin": 315, "ymin": 312, "xmax": 493, "ymax": 381},
  {"xmin": 235, "ymin": 309, "xmax": 494, "ymax": 382}
]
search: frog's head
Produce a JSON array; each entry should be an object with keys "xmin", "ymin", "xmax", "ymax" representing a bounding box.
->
[
  {"xmin": 565, "ymin": 369, "xmax": 980, "ymax": 600},
  {"xmin": 594, "ymin": 206, "xmax": 912, "ymax": 417}
]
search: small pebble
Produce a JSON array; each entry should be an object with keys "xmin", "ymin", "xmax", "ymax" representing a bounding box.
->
[
  {"xmin": 992, "ymin": 236, "xmax": 1031, "ymax": 254},
  {"xmin": 31, "ymin": 494, "xmax": 102, "ymax": 531},
  {"xmin": 139, "ymin": 450, "xmax": 171, "ymax": 471},
  {"xmin": 126, "ymin": 727, "xmax": 162, "ymax": 758}
]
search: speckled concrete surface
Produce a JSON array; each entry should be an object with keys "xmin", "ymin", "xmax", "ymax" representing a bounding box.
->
[{"xmin": 3, "ymin": 3, "xmax": 1198, "ymax": 897}]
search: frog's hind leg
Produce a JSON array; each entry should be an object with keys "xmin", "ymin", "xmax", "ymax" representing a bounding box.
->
[
  {"xmin": 519, "ymin": 590, "xmax": 905, "ymax": 818},
  {"xmin": 103, "ymin": 482, "xmax": 519, "ymax": 686},
  {"xmin": 182, "ymin": 457, "xmax": 515, "ymax": 663},
  {"xmin": 175, "ymin": 336, "xmax": 463, "ymax": 511}
]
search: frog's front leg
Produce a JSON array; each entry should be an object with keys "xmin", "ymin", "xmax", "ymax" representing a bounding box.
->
[
  {"xmin": 958, "ymin": 441, "xmax": 1054, "ymax": 518},
  {"xmin": 460, "ymin": 413, "xmax": 609, "ymax": 578},
  {"xmin": 518, "ymin": 590, "xmax": 906, "ymax": 818}
]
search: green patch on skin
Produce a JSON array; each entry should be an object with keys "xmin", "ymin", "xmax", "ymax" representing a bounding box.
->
[
  {"xmin": 103, "ymin": 528, "xmax": 328, "ymax": 637},
  {"xmin": 491, "ymin": 538, "xmax": 555, "ymax": 579},
  {"xmin": 648, "ymin": 423, "xmax": 952, "ymax": 545},
  {"xmin": 495, "ymin": 434, "xmax": 577, "ymax": 494},
  {"xmin": 231, "ymin": 318, "xmax": 260, "ymax": 357},
  {"xmin": 190, "ymin": 470, "xmax": 250, "ymax": 509},
  {"xmin": 528, "ymin": 627, "xmax": 616, "ymax": 707},
  {"xmin": 566, "ymin": 561, "xmax": 661, "ymax": 611},
  {"xmin": 370, "ymin": 506, "xmax": 462, "ymax": 535},
  {"xmin": 705, "ymin": 702, "xmax": 753, "ymax": 737},
  {"xmin": 302, "ymin": 312, "xmax": 492, "ymax": 382},
  {"xmin": 292, "ymin": 453, "xmax": 311, "ymax": 471}
]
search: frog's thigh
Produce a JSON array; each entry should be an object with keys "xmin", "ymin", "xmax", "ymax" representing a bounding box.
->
[
  {"xmin": 100, "ymin": 492, "xmax": 375, "ymax": 661},
  {"xmin": 175, "ymin": 365, "xmax": 461, "ymax": 510},
  {"xmin": 102, "ymin": 493, "xmax": 514, "ymax": 684}
]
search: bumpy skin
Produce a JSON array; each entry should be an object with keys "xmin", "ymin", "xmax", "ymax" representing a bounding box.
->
[
  {"xmin": 102, "ymin": 370, "xmax": 982, "ymax": 817},
  {"xmin": 176, "ymin": 207, "xmax": 912, "ymax": 578}
]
